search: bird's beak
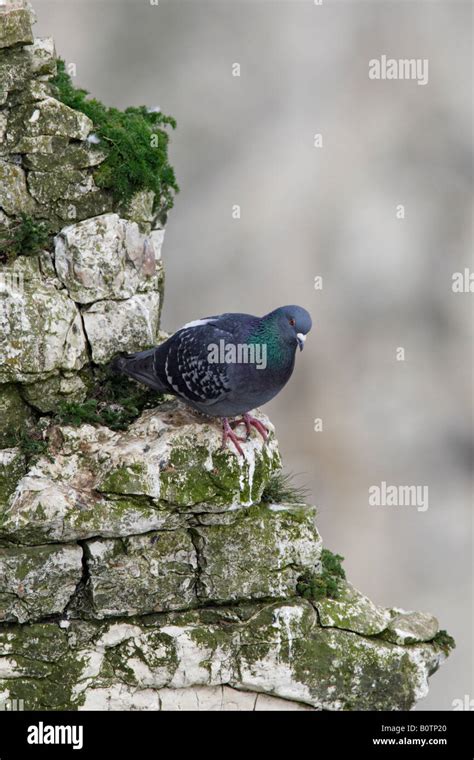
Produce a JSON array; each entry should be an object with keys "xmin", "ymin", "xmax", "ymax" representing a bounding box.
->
[{"xmin": 296, "ymin": 333, "xmax": 306, "ymax": 351}]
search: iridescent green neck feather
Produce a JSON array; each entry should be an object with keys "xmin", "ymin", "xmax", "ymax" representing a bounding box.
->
[{"xmin": 247, "ymin": 315, "xmax": 291, "ymax": 366}]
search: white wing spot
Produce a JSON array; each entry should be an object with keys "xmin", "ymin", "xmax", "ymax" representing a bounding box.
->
[
  {"xmin": 181, "ymin": 318, "xmax": 214, "ymax": 329},
  {"xmin": 165, "ymin": 355, "xmax": 174, "ymax": 386}
]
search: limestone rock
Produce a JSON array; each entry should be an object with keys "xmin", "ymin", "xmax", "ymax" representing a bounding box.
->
[
  {"xmin": 0, "ymin": 402, "xmax": 280, "ymax": 545},
  {"xmin": 84, "ymin": 530, "xmax": 197, "ymax": 618},
  {"xmin": 6, "ymin": 98, "xmax": 93, "ymax": 147},
  {"xmin": 94, "ymin": 403, "xmax": 280, "ymax": 507},
  {"xmin": 124, "ymin": 190, "xmax": 155, "ymax": 225},
  {"xmin": 1, "ymin": 469, "xmax": 184, "ymax": 545},
  {"xmin": 5, "ymin": 250, "xmax": 61, "ymax": 290},
  {"xmin": 0, "ymin": 35, "xmax": 55, "ymax": 107},
  {"xmin": 22, "ymin": 142, "xmax": 106, "ymax": 171},
  {"xmin": 24, "ymin": 36, "xmax": 56, "ymax": 75},
  {"xmin": 0, "ymin": 448, "xmax": 26, "ymax": 509},
  {"xmin": 8, "ymin": 78, "xmax": 53, "ymax": 105},
  {"xmin": 21, "ymin": 372, "xmax": 89, "ymax": 413},
  {"xmin": 82, "ymin": 292, "xmax": 162, "ymax": 364},
  {"xmin": 54, "ymin": 191, "xmax": 113, "ymax": 225},
  {"xmin": 0, "ymin": 111, "xmax": 7, "ymax": 143},
  {"xmin": 0, "ymin": 13, "xmax": 166, "ymax": 412},
  {"xmin": 28, "ymin": 168, "xmax": 94, "ymax": 204},
  {"xmin": 0, "ymin": 45, "xmax": 33, "ymax": 106},
  {"xmin": 12, "ymin": 134, "xmax": 69, "ymax": 155},
  {"xmin": 384, "ymin": 609, "xmax": 439, "ymax": 645},
  {"xmin": 54, "ymin": 213, "xmax": 162, "ymax": 304},
  {"xmin": 0, "ymin": 3, "xmax": 34, "ymax": 50},
  {"xmin": 0, "ymin": 159, "xmax": 35, "ymax": 214},
  {"xmin": 83, "ymin": 685, "xmax": 314, "ymax": 711},
  {"xmin": 0, "ymin": 393, "xmax": 453, "ymax": 710},
  {"xmin": 79, "ymin": 505, "xmax": 322, "ymax": 618},
  {"xmin": 0, "ymin": 599, "xmax": 448, "ymax": 710},
  {"xmin": 0, "ymin": 542, "xmax": 82, "ymax": 623},
  {"xmin": 0, "ymin": 279, "xmax": 88, "ymax": 382},
  {"xmin": 315, "ymin": 580, "xmax": 392, "ymax": 636},
  {"xmin": 232, "ymin": 600, "xmax": 444, "ymax": 710},
  {"xmin": 193, "ymin": 503, "xmax": 322, "ymax": 603},
  {"xmin": 149, "ymin": 229, "xmax": 165, "ymax": 260}
]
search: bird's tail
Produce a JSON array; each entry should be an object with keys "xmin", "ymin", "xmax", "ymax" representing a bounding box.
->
[{"xmin": 110, "ymin": 348, "xmax": 167, "ymax": 392}]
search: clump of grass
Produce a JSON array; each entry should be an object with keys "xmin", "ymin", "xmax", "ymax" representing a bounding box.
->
[
  {"xmin": 0, "ymin": 213, "xmax": 50, "ymax": 264},
  {"xmin": 51, "ymin": 60, "xmax": 179, "ymax": 220},
  {"xmin": 261, "ymin": 470, "xmax": 309, "ymax": 504},
  {"xmin": 56, "ymin": 398, "xmax": 103, "ymax": 427},
  {"xmin": 297, "ymin": 549, "xmax": 346, "ymax": 601},
  {"xmin": 15, "ymin": 428, "xmax": 52, "ymax": 465},
  {"xmin": 56, "ymin": 370, "xmax": 162, "ymax": 431},
  {"xmin": 432, "ymin": 629, "xmax": 456, "ymax": 654}
]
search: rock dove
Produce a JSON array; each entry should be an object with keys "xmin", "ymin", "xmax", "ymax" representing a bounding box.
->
[{"xmin": 112, "ymin": 305, "xmax": 312, "ymax": 454}]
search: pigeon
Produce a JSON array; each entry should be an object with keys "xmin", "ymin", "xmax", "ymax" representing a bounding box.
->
[{"xmin": 112, "ymin": 305, "xmax": 312, "ymax": 454}]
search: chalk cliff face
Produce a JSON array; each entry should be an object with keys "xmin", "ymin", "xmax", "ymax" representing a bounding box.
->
[
  {"xmin": 0, "ymin": 1, "xmax": 453, "ymax": 711},
  {"xmin": 0, "ymin": 0, "xmax": 165, "ymax": 426}
]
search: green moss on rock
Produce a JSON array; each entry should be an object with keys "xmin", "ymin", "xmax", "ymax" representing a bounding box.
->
[
  {"xmin": 297, "ymin": 548, "xmax": 346, "ymax": 601},
  {"xmin": 0, "ymin": 384, "xmax": 35, "ymax": 447},
  {"xmin": 432, "ymin": 629, "xmax": 456, "ymax": 655},
  {"xmin": 0, "ymin": 213, "xmax": 50, "ymax": 265},
  {"xmin": 50, "ymin": 60, "xmax": 178, "ymax": 220},
  {"xmin": 0, "ymin": 623, "xmax": 90, "ymax": 710},
  {"xmin": 55, "ymin": 370, "xmax": 161, "ymax": 430}
]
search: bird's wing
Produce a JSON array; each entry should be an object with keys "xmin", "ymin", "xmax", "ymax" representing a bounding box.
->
[{"xmin": 157, "ymin": 322, "xmax": 235, "ymax": 406}]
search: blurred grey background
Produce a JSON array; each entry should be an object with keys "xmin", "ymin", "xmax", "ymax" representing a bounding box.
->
[{"xmin": 34, "ymin": 0, "xmax": 472, "ymax": 710}]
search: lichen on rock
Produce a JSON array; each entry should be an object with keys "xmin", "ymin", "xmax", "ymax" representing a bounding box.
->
[
  {"xmin": 0, "ymin": 0, "xmax": 169, "ymax": 409},
  {"xmin": 0, "ymin": 542, "xmax": 82, "ymax": 623},
  {"xmin": 0, "ymin": 2, "xmax": 34, "ymax": 50},
  {"xmin": 0, "ymin": 277, "xmax": 88, "ymax": 383},
  {"xmin": 0, "ymin": 385, "xmax": 454, "ymax": 710},
  {"xmin": 54, "ymin": 213, "xmax": 162, "ymax": 304},
  {"xmin": 192, "ymin": 503, "xmax": 322, "ymax": 603},
  {"xmin": 84, "ymin": 529, "xmax": 198, "ymax": 618},
  {"xmin": 0, "ymin": 597, "xmax": 451, "ymax": 711}
]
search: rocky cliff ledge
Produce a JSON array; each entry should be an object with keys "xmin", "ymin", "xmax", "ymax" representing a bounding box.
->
[{"xmin": 0, "ymin": 1, "xmax": 453, "ymax": 711}]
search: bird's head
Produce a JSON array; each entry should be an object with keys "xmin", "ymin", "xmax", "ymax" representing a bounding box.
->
[{"xmin": 270, "ymin": 305, "xmax": 312, "ymax": 351}]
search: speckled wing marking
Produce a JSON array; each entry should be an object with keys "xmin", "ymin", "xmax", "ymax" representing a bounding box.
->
[{"xmin": 161, "ymin": 325, "xmax": 232, "ymax": 405}]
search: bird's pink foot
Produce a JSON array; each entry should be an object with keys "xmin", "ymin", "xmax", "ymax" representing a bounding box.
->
[
  {"xmin": 221, "ymin": 417, "xmax": 245, "ymax": 455},
  {"xmin": 231, "ymin": 413, "xmax": 269, "ymax": 442}
]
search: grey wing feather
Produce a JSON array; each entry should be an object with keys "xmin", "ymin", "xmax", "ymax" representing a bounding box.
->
[{"xmin": 160, "ymin": 325, "xmax": 232, "ymax": 405}]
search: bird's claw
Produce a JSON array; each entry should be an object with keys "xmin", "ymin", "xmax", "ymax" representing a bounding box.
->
[
  {"xmin": 222, "ymin": 414, "xmax": 270, "ymax": 456},
  {"xmin": 230, "ymin": 413, "xmax": 269, "ymax": 442},
  {"xmin": 221, "ymin": 417, "xmax": 245, "ymax": 456}
]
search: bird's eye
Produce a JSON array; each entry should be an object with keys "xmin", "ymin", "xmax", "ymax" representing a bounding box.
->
[{"xmin": 289, "ymin": 318, "xmax": 296, "ymax": 327}]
